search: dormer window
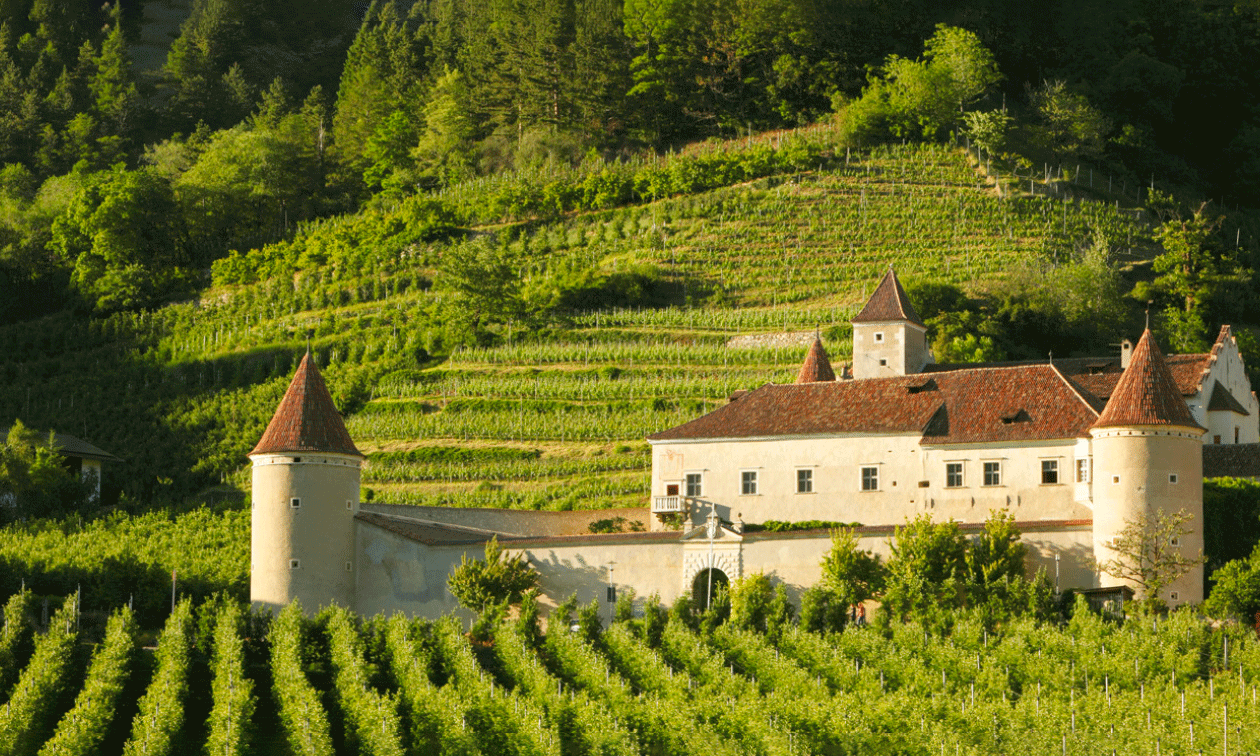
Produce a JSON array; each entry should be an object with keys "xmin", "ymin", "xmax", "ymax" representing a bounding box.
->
[
  {"xmin": 1001, "ymin": 409, "xmax": 1031, "ymax": 424},
  {"xmin": 907, "ymin": 379, "xmax": 938, "ymax": 394}
]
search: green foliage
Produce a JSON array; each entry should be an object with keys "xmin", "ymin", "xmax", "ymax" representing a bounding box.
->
[
  {"xmin": 819, "ymin": 527, "xmax": 885, "ymax": 608},
  {"xmin": 0, "ymin": 588, "xmax": 34, "ymax": 693},
  {"xmin": 122, "ymin": 599, "xmax": 193, "ymax": 756},
  {"xmin": 324, "ymin": 606, "xmax": 405, "ymax": 756},
  {"xmin": 0, "ymin": 421, "xmax": 93, "ymax": 521},
  {"xmin": 728, "ymin": 572, "xmax": 794, "ymax": 638},
  {"xmin": 1204, "ymin": 476, "xmax": 1260, "ymax": 580},
  {"xmin": 270, "ymin": 602, "xmax": 335, "ymax": 756},
  {"xmin": 882, "ymin": 514, "xmax": 968, "ymax": 623},
  {"xmin": 37, "ymin": 606, "xmax": 136, "ymax": 756},
  {"xmin": 1094, "ymin": 508, "xmax": 1204, "ymax": 612},
  {"xmin": 446, "ymin": 536, "xmax": 540, "ymax": 613},
  {"xmin": 0, "ymin": 595, "xmax": 77, "ymax": 756},
  {"xmin": 203, "ymin": 601, "xmax": 255, "ymax": 756},
  {"xmin": 1027, "ymin": 80, "xmax": 1110, "ymax": 160}
]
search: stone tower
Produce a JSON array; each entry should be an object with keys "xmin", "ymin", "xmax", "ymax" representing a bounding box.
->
[
  {"xmin": 850, "ymin": 267, "xmax": 933, "ymax": 380},
  {"xmin": 1089, "ymin": 329, "xmax": 1206, "ymax": 606},
  {"xmin": 250, "ymin": 352, "xmax": 363, "ymax": 614}
]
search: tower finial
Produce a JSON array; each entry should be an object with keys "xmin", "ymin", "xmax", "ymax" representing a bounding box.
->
[
  {"xmin": 1145, "ymin": 300, "xmax": 1153, "ymax": 331},
  {"xmin": 1048, "ymin": 350, "xmax": 1053, "ymax": 366}
]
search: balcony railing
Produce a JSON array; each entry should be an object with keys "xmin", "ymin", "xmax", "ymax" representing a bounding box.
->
[{"xmin": 651, "ymin": 495, "xmax": 689, "ymax": 513}]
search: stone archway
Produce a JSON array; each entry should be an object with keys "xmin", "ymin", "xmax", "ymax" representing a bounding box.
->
[{"xmin": 692, "ymin": 567, "xmax": 729, "ymax": 610}]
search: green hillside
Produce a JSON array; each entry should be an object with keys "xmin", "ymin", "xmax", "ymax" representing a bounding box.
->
[{"xmin": 0, "ymin": 130, "xmax": 1166, "ymax": 512}]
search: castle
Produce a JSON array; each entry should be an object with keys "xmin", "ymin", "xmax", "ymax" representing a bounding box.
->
[{"xmin": 250, "ymin": 268, "xmax": 1259, "ymax": 618}]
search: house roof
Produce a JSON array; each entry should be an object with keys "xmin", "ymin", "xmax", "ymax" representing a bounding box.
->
[
  {"xmin": 924, "ymin": 353, "xmax": 1214, "ymax": 400},
  {"xmin": 1092, "ymin": 329, "xmax": 1201, "ymax": 430},
  {"xmin": 851, "ymin": 267, "xmax": 924, "ymax": 326},
  {"xmin": 251, "ymin": 353, "xmax": 361, "ymax": 457},
  {"xmin": 0, "ymin": 428, "xmax": 123, "ymax": 463},
  {"xmin": 796, "ymin": 337, "xmax": 837, "ymax": 383},
  {"xmin": 1207, "ymin": 379, "xmax": 1250, "ymax": 415},
  {"xmin": 1203, "ymin": 443, "xmax": 1260, "ymax": 478},
  {"xmin": 649, "ymin": 364, "xmax": 1101, "ymax": 445}
]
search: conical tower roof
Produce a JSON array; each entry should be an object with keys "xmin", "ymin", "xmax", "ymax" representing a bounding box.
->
[
  {"xmin": 1092, "ymin": 329, "xmax": 1200, "ymax": 430},
  {"xmin": 251, "ymin": 353, "xmax": 362, "ymax": 456},
  {"xmin": 796, "ymin": 337, "xmax": 837, "ymax": 383},
  {"xmin": 851, "ymin": 266, "xmax": 924, "ymax": 326}
]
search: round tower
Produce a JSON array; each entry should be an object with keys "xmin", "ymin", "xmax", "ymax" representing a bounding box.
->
[
  {"xmin": 249, "ymin": 352, "xmax": 363, "ymax": 614},
  {"xmin": 1089, "ymin": 329, "xmax": 1206, "ymax": 606}
]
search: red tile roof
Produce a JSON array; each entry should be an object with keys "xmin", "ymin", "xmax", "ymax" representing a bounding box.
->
[
  {"xmin": 925, "ymin": 353, "xmax": 1212, "ymax": 400},
  {"xmin": 649, "ymin": 364, "xmax": 1100, "ymax": 445},
  {"xmin": 796, "ymin": 338, "xmax": 837, "ymax": 383},
  {"xmin": 1092, "ymin": 330, "xmax": 1201, "ymax": 430},
  {"xmin": 251, "ymin": 353, "xmax": 362, "ymax": 457},
  {"xmin": 851, "ymin": 267, "xmax": 924, "ymax": 326}
]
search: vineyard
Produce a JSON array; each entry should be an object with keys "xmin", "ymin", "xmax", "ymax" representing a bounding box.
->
[
  {"xmin": 1, "ymin": 590, "xmax": 1259, "ymax": 754},
  {"xmin": 0, "ymin": 128, "xmax": 1169, "ymax": 517}
]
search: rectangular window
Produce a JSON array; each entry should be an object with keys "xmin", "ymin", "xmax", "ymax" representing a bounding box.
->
[
  {"xmin": 1076, "ymin": 459, "xmax": 1090, "ymax": 483},
  {"xmin": 861, "ymin": 466, "xmax": 879, "ymax": 491},
  {"xmin": 741, "ymin": 471, "xmax": 758, "ymax": 495},
  {"xmin": 290, "ymin": 498, "xmax": 301, "ymax": 509},
  {"xmin": 945, "ymin": 462, "xmax": 964, "ymax": 488},
  {"xmin": 685, "ymin": 473, "xmax": 703, "ymax": 497},
  {"xmin": 345, "ymin": 561, "xmax": 353, "ymax": 572},
  {"xmin": 346, "ymin": 500, "xmax": 353, "ymax": 510},
  {"xmin": 1169, "ymin": 473, "xmax": 1179, "ymax": 484},
  {"xmin": 289, "ymin": 559, "xmax": 300, "ymax": 570},
  {"xmin": 797, "ymin": 469, "xmax": 813, "ymax": 493},
  {"xmin": 983, "ymin": 461, "xmax": 1001, "ymax": 486},
  {"xmin": 874, "ymin": 332, "xmax": 885, "ymax": 343},
  {"xmin": 1041, "ymin": 459, "xmax": 1059, "ymax": 485}
]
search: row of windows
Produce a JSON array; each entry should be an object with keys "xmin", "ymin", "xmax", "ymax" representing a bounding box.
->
[{"xmin": 674, "ymin": 459, "xmax": 1184, "ymax": 496}]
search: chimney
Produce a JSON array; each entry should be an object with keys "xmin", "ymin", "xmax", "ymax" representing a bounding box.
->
[{"xmin": 1120, "ymin": 339, "xmax": 1133, "ymax": 369}]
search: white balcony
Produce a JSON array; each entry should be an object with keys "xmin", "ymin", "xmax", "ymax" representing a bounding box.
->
[{"xmin": 652, "ymin": 496, "xmax": 689, "ymax": 514}]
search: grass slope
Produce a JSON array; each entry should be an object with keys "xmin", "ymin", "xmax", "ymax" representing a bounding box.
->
[{"xmin": 0, "ymin": 131, "xmax": 1154, "ymax": 514}]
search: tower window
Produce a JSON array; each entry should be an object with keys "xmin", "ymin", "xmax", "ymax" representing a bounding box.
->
[
  {"xmin": 1112, "ymin": 475, "xmax": 1120, "ymax": 484},
  {"xmin": 741, "ymin": 471, "xmax": 758, "ymax": 495},
  {"xmin": 861, "ymin": 466, "xmax": 879, "ymax": 491},
  {"xmin": 797, "ymin": 469, "xmax": 813, "ymax": 493},
  {"xmin": 1170, "ymin": 591, "xmax": 1179, "ymax": 601},
  {"xmin": 1170, "ymin": 537, "xmax": 1181, "ymax": 547},
  {"xmin": 345, "ymin": 561, "xmax": 353, "ymax": 572},
  {"xmin": 874, "ymin": 332, "xmax": 884, "ymax": 343},
  {"xmin": 346, "ymin": 500, "xmax": 353, "ymax": 510},
  {"xmin": 1169, "ymin": 474, "xmax": 1179, "ymax": 484},
  {"xmin": 879, "ymin": 359, "xmax": 887, "ymax": 367},
  {"xmin": 291, "ymin": 498, "xmax": 301, "ymax": 509},
  {"xmin": 1041, "ymin": 460, "xmax": 1059, "ymax": 485},
  {"xmin": 290, "ymin": 559, "xmax": 300, "ymax": 570}
]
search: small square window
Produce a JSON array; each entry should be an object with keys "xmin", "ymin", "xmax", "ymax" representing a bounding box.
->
[
  {"xmin": 346, "ymin": 500, "xmax": 353, "ymax": 510},
  {"xmin": 861, "ymin": 466, "xmax": 879, "ymax": 491},
  {"xmin": 874, "ymin": 332, "xmax": 885, "ymax": 343},
  {"xmin": 685, "ymin": 473, "xmax": 703, "ymax": 497},
  {"xmin": 1214, "ymin": 435, "xmax": 1222, "ymax": 444},
  {"xmin": 741, "ymin": 471, "xmax": 758, "ymax": 495},
  {"xmin": 345, "ymin": 561, "xmax": 353, "ymax": 572},
  {"xmin": 945, "ymin": 462, "xmax": 964, "ymax": 488},
  {"xmin": 1169, "ymin": 474, "xmax": 1178, "ymax": 484},
  {"xmin": 290, "ymin": 559, "xmax": 300, "ymax": 570},
  {"xmin": 1170, "ymin": 591, "xmax": 1179, "ymax": 601},
  {"xmin": 1076, "ymin": 459, "xmax": 1090, "ymax": 483},
  {"xmin": 1170, "ymin": 537, "xmax": 1181, "ymax": 547},
  {"xmin": 797, "ymin": 469, "xmax": 813, "ymax": 493},
  {"xmin": 1041, "ymin": 460, "xmax": 1059, "ymax": 485},
  {"xmin": 878, "ymin": 359, "xmax": 887, "ymax": 367},
  {"xmin": 291, "ymin": 498, "xmax": 301, "ymax": 509},
  {"xmin": 1112, "ymin": 475, "xmax": 1120, "ymax": 484},
  {"xmin": 983, "ymin": 461, "xmax": 1001, "ymax": 486}
]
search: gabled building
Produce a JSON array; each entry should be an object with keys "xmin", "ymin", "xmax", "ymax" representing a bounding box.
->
[{"xmin": 646, "ymin": 268, "xmax": 1258, "ymax": 606}]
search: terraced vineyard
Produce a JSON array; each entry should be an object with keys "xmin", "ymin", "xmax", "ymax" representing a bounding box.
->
[
  {"xmin": 0, "ymin": 132, "xmax": 1156, "ymax": 512},
  {"xmin": 1, "ymin": 591, "xmax": 1258, "ymax": 754}
]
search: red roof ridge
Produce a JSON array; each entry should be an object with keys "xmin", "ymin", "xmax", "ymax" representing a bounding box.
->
[
  {"xmin": 795, "ymin": 337, "xmax": 837, "ymax": 383},
  {"xmin": 251, "ymin": 353, "xmax": 362, "ymax": 457},
  {"xmin": 1049, "ymin": 363, "xmax": 1102, "ymax": 417},
  {"xmin": 1092, "ymin": 329, "xmax": 1201, "ymax": 430},
  {"xmin": 851, "ymin": 266, "xmax": 924, "ymax": 326}
]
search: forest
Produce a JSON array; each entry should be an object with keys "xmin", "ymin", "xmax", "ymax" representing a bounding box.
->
[{"xmin": 0, "ymin": 0, "xmax": 1257, "ymax": 323}]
